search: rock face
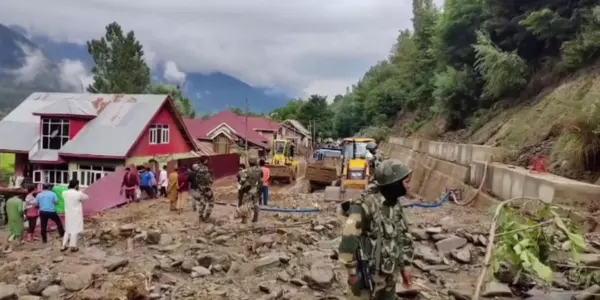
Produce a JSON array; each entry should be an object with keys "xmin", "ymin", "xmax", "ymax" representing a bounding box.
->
[{"xmin": 0, "ymin": 283, "xmax": 17, "ymax": 300}]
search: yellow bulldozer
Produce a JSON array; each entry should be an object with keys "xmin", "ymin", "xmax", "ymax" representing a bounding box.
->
[
  {"xmin": 324, "ymin": 137, "xmax": 375, "ymax": 202},
  {"xmin": 266, "ymin": 139, "xmax": 300, "ymax": 184}
]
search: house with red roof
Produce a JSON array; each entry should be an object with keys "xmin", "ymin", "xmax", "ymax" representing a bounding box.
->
[
  {"xmin": 185, "ymin": 110, "xmax": 281, "ymax": 155},
  {"xmin": 0, "ymin": 93, "xmax": 203, "ymax": 188}
]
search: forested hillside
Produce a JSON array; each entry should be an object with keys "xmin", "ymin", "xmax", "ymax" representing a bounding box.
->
[{"xmin": 272, "ymin": 0, "xmax": 600, "ymax": 180}]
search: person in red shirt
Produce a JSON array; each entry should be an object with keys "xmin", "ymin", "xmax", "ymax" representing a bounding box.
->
[
  {"xmin": 177, "ymin": 166, "xmax": 190, "ymax": 214},
  {"xmin": 259, "ymin": 159, "xmax": 270, "ymax": 205},
  {"xmin": 121, "ymin": 167, "xmax": 140, "ymax": 204}
]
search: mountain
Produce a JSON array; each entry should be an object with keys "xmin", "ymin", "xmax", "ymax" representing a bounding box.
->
[
  {"xmin": 0, "ymin": 24, "xmax": 68, "ymax": 117},
  {"xmin": 15, "ymin": 26, "xmax": 292, "ymax": 114}
]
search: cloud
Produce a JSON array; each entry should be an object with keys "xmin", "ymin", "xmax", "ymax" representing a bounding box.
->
[
  {"xmin": 57, "ymin": 59, "xmax": 94, "ymax": 91},
  {"xmin": 0, "ymin": 0, "xmax": 427, "ymax": 98},
  {"xmin": 163, "ymin": 60, "xmax": 186, "ymax": 84},
  {"xmin": 9, "ymin": 42, "xmax": 93, "ymax": 91}
]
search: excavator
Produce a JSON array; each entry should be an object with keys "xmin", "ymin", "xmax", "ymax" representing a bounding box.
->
[
  {"xmin": 324, "ymin": 137, "xmax": 376, "ymax": 202},
  {"xmin": 266, "ymin": 139, "xmax": 300, "ymax": 184}
]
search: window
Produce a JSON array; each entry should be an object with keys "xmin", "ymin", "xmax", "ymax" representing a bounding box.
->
[
  {"xmin": 41, "ymin": 118, "xmax": 70, "ymax": 150},
  {"xmin": 213, "ymin": 135, "xmax": 229, "ymax": 154},
  {"xmin": 77, "ymin": 165, "xmax": 116, "ymax": 187},
  {"xmin": 149, "ymin": 124, "xmax": 170, "ymax": 144},
  {"xmin": 32, "ymin": 165, "xmax": 69, "ymax": 185}
]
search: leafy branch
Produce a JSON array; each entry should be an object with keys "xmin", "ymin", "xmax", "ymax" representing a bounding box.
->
[{"xmin": 473, "ymin": 197, "xmax": 589, "ymax": 300}]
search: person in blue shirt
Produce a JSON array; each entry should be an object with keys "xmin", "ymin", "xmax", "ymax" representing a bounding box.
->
[
  {"xmin": 36, "ymin": 183, "xmax": 65, "ymax": 243},
  {"xmin": 140, "ymin": 167, "xmax": 156, "ymax": 199}
]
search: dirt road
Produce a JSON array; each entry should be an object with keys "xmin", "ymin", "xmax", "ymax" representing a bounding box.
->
[{"xmin": 0, "ymin": 179, "xmax": 504, "ymax": 300}]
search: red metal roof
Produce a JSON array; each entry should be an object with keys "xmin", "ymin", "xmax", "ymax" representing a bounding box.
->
[{"xmin": 184, "ymin": 111, "xmax": 279, "ymax": 149}]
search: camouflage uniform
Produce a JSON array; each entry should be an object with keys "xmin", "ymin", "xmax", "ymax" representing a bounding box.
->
[
  {"xmin": 236, "ymin": 159, "xmax": 263, "ymax": 223},
  {"xmin": 195, "ymin": 162, "xmax": 214, "ymax": 221},
  {"xmin": 338, "ymin": 160, "xmax": 414, "ymax": 300}
]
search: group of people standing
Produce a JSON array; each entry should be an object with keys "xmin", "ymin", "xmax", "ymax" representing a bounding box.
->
[
  {"xmin": 6, "ymin": 179, "xmax": 89, "ymax": 252},
  {"xmin": 120, "ymin": 157, "xmax": 216, "ymax": 221}
]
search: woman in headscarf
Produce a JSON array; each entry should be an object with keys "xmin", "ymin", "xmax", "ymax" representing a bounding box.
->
[
  {"xmin": 61, "ymin": 179, "xmax": 88, "ymax": 252},
  {"xmin": 6, "ymin": 193, "xmax": 25, "ymax": 242},
  {"xmin": 167, "ymin": 167, "xmax": 179, "ymax": 211},
  {"xmin": 177, "ymin": 166, "xmax": 190, "ymax": 214}
]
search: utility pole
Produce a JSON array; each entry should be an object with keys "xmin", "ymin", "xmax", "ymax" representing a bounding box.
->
[{"xmin": 244, "ymin": 97, "xmax": 249, "ymax": 164}]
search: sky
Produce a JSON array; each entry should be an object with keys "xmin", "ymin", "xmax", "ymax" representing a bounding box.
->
[{"xmin": 0, "ymin": 0, "xmax": 426, "ymax": 99}]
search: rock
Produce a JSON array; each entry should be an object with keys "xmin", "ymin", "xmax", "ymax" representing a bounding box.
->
[
  {"xmin": 0, "ymin": 283, "xmax": 17, "ymax": 300},
  {"xmin": 256, "ymin": 235, "xmax": 276, "ymax": 247},
  {"xmin": 431, "ymin": 233, "xmax": 449, "ymax": 241},
  {"xmin": 451, "ymin": 247, "xmax": 471, "ymax": 263},
  {"xmin": 62, "ymin": 269, "xmax": 94, "ymax": 291},
  {"xmin": 477, "ymin": 235, "xmax": 488, "ymax": 246},
  {"xmin": 425, "ymin": 227, "xmax": 442, "ymax": 234},
  {"xmin": 213, "ymin": 235, "xmax": 231, "ymax": 244},
  {"xmin": 181, "ymin": 257, "xmax": 197, "ymax": 272},
  {"xmin": 119, "ymin": 223, "xmax": 136, "ymax": 233},
  {"xmin": 573, "ymin": 284, "xmax": 600, "ymax": 300},
  {"xmin": 448, "ymin": 289, "xmax": 471, "ymax": 300},
  {"xmin": 254, "ymin": 254, "xmax": 281, "ymax": 269},
  {"xmin": 302, "ymin": 261, "xmax": 334, "ymax": 290},
  {"xmin": 414, "ymin": 245, "xmax": 443, "ymax": 265},
  {"xmin": 158, "ymin": 234, "xmax": 173, "ymax": 245},
  {"xmin": 435, "ymin": 236, "xmax": 467, "ymax": 252},
  {"xmin": 80, "ymin": 289, "xmax": 104, "ymax": 300},
  {"xmin": 52, "ymin": 256, "xmax": 64, "ymax": 263},
  {"xmin": 42, "ymin": 285, "xmax": 62, "ymax": 298},
  {"xmin": 26, "ymin": 275, "xmax": 54, "ymax": 295},
  {"xmin": 410, "ymin": 229, "xmax": 429, "ymax": 241},
  {"xmin": 147, "ymin": 230, "xmax": 161, "ymax": 245},
  {"xmin": 313, "ymin": 225, "xmax": 325, "ymax": 231},
  {"xmin": 290, "ymin": 279, "xmax": 307, "ymax": 286},
  {"xmin": 191, "ymin": 266, "xmax": 211, "ymax": 277},
  {"xmin": 395, "ymin": 283, "xmax": 421, "ymax": 298},
  {"xmin": 580, "ymin": 254, "xmax": 600, "ymax": 267},
  {"xmin": 104, "ymin": 258, "xmax": 129, "ymax": 272},
  {"xmin": 482, "ymin": 281, "xmax": 512, "ymax": 298},
  {"xmin": 19, "ymin": 296, "xmax": 41, "ymax": 300}
]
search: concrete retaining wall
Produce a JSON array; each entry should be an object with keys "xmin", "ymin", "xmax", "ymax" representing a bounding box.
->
[
  {"xmin": 470, "ymin": 161, "xmax": 600, "ymax": 209},
  {"xmin": 384, "ymin": 137, "xmax": 600, "ymax": 210},
  {"xmin": 388, "ymin": 137, "xmax": 516, "ymax": 166}
]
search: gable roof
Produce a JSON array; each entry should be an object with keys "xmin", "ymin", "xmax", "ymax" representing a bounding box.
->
[
  {"xmin": 282, "ymin": 119, "xmax": 310, "ymax": 136},
  {"xmin": 185, "ymin": 111, "xmax": 277, "ymax": 148},
  {"xmin": 0, "ymin": 93, "xmax": 198, "ymax": 158}
]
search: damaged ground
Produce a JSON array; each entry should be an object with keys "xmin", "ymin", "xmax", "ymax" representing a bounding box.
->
[{"xmin": 1, "ymin": 179, "xmax": 600, "ymax": 299}]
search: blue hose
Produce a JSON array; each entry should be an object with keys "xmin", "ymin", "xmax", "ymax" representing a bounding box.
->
[
  {"xmin": 259, "ymin": 206, "xmax": 320, "ymax": 213},
  {"xmin": 402, "ymin": 192, "xmax": 450, "ymax": 208}
]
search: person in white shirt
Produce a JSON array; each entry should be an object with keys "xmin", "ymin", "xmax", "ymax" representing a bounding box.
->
[
  {"xmin": 159, "ymin": 165, "xmax": 169, "ymax": 198},
  {"xmin": 61, "ymin": 179, "xmax": 89, "ymax": 252}
]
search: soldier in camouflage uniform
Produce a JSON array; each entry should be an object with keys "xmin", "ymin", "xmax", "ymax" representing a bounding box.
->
[
  {"xmin": 195, "ymin": 156, "xmax": 214, "ymax": 222},
  {"xmin": 339, "ymin": 159, "xmax": 414, "ymax": 300},
  {"xmin": 236, "ymin": 158, "xmax": 263, "ymax": 223}
]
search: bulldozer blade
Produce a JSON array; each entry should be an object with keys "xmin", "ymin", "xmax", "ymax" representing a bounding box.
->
[{"xmin": 324, "ymin": 186, "xmax": 364, "ymax": 203}]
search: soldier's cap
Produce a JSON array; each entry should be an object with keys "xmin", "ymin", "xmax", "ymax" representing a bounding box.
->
[{"xmin": 374, "ymin": 159, "xmax": 412, "ymax": 186}]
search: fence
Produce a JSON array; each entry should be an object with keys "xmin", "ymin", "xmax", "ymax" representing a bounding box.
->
[{"xmin": 176, "ymin": 153, "xmax": 240, "ymax": 179}]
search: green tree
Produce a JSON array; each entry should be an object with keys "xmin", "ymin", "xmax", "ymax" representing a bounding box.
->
[
  {"xmin": 147, "ymin": 84, "xmax": 196, "ymax": 118},
  {"xmin": 87, "ymin": 22, "xmax": 151, "ymax": 93}
]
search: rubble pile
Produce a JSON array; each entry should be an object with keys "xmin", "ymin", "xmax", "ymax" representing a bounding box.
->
[{"xmin": 3, "ymin": 187, "xmax": 600, "ymax": 300}]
